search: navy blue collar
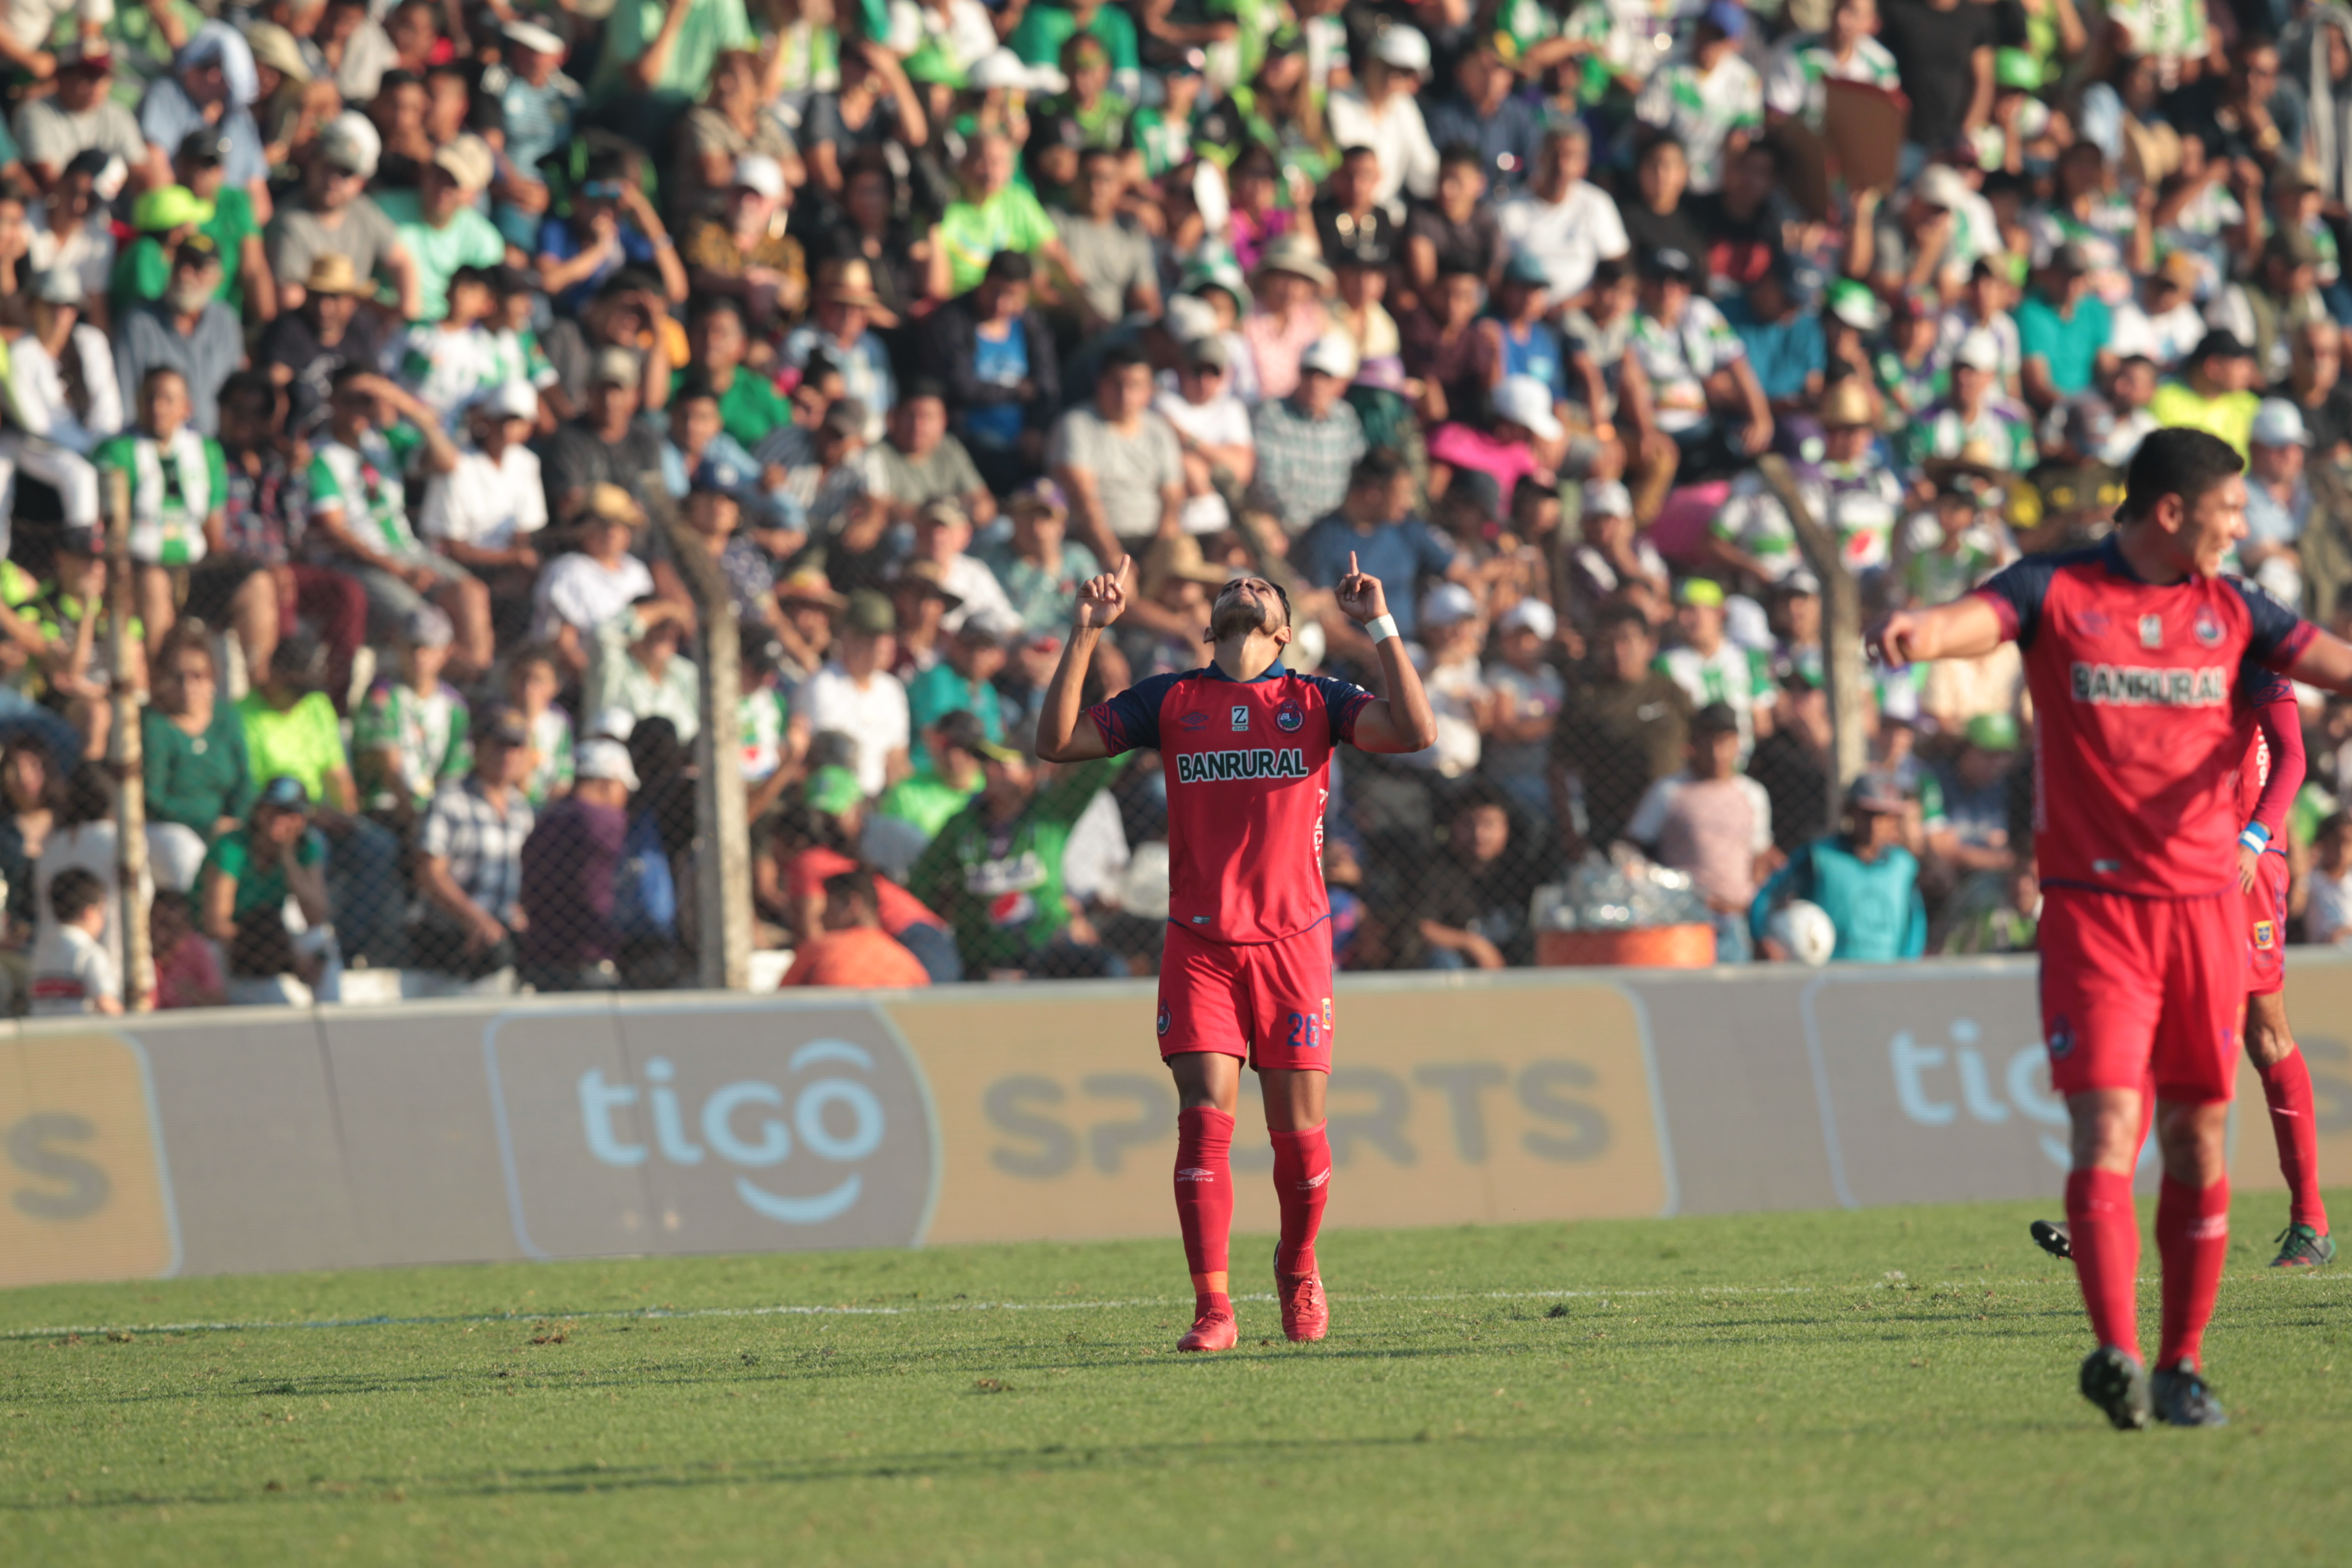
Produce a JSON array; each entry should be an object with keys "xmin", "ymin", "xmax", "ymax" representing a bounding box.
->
[{"xmin": 1201, "ymin": 660, "xmax": 1289, "ymax": 685}]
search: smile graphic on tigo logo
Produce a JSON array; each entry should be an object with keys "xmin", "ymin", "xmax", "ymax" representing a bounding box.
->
[
  {"xmin": 486, "ymin": 1004, "xmax": 935, "ymax": 1258},
  {"xmin": 577, "ymin": 1041, "xmax": 889, "ymax": 1225}
]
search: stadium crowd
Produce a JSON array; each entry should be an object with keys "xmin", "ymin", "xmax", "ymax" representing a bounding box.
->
[{"xmin": 11, "ymin": 0, "xmax": 2352, "ymax": 1009}]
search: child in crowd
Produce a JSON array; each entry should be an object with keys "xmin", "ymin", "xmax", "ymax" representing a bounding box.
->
[
  {"xmin": 505, "ymin": 642, "xmax": 574, "ymax": 806},
  {"xmin": 29, "ymin": 866, "xmax": 121, "ymax": 1016},
  {"xmin": 151, "ymin": 888, "xmax": 227, "ymax": 1008},
  {"xmin": 396, "ymin": 265, "xmax": 504, "ymax": 428},
  {"xmin": 354, "ymin": 606, "xmax": 471, "ymax": 819}
]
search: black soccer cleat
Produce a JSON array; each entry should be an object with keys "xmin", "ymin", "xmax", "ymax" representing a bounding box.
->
[
  {"xmin": 2032, "ymin": 1219, "xmax": 2073, "ymax": 1261},
  {"xmin": 2079, "ymin": 1346, "xmax": 2152, "ymax": 1431},
  {"xmin": 2151, "ymin": 1360, "xmax": 2228, "ymax": 1428},
  {"xmin": 2270, "ymin": 1224, "xmax": 2336, "ymax": 1268}
]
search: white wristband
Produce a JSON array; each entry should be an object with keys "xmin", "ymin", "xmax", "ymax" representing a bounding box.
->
[{"xmin": 1365, "ymin": 613, "xmax": 1399, "ymax": 645}]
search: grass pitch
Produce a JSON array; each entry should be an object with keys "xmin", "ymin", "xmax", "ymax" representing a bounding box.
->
[{"xmin": 2, "ymin": 1195, "xmax": 2348, "ymax": 1567}]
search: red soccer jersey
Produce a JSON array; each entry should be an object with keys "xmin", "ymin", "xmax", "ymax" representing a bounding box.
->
[
  {"xmin": 1086, "ymin": 663, "xmax": 1373, "ymax": 944},
  {"xmin": 1972, "ymin": 539, "xmax": 2313, "ymax": 898}
]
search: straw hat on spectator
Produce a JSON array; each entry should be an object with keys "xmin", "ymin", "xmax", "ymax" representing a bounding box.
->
[
  {"xmin": 1250, "ymin": 234, "xmax": 1334, "ymax": 293},
  {"xmin": 302, "ymin": 253, "xmax": 366, "ymax": 296},
  {"xmin": 245, "ymin": 23, "xmax": 311, "ymax": 84},
  {"xmin": 585, "ymin": 483, "xmax": 641, "ymax": 526},
  {"xmin": 1816, "ymin": 378, "xmax": 1874, "ymax": 431},
  {"xmin": 778, "ymin": 566, "xmax": 849, "ymax": 611},
  {"xmin": 1141, "ymin": 533, "xmax": 1231, "ymax": 600},
  {"xmin": 814, "ymin": 258, "xmax": 898, "ymax": 327},
  {"xmin": 431, "ymin": 134, "xmax": 496, "ymax": 196}
]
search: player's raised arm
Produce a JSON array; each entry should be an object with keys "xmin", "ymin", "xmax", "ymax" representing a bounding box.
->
[
  {"xmin": 1335, "ymin": 552, "xmax": 1440, "ymax": 754},
  {"xmin": 1033, "ymin": 559, "xmax": 1133, "ymax": 762},
  {"xmin": 1868, "ymin": 593, "xmax": 2011, "ymax": 667}
]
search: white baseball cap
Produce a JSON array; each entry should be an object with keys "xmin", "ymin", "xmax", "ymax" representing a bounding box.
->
[
  {"xmin": 1373, "ymin": 24, "xmax": 1431, "ymax": 74},
  {"xmin": 1954, "ymin": 331, "xmax": 2003, "ymax": 372},
  {"xmin": 1421, "ymin": 581, "xmax": 1480, "ymax": 630},
  {"xmin": 2251, "ymin": 396, "xmax": 2312, "ymax": 447},
  {"xmin": 734, "ymin": 153, "xmax": 785, "ymax": 201},
  {"xmin": 1298, "ymin": 330, "xmax": 1358, "ymax": 380},
  {"xmin": 1498, "ymin": 599, "xmax": 1557, "ymax": 639},
  {"xmin": 1581, "ymin": 478, "xmax": 1632, "ymax": 517},
  {"xmin": 589, "ymin": 707, "xmax": 637, "ymax": 742},
  {"xmin": 502, "ymin": 18, "xmax": 564, "ymax": 55},
  {"xmin": 1492, "ymin": 375, "xmax": 1564, "ymax": 442},
  {"xmin": 320, "ymin": 110, "xmax": 380, "ymax": 177},
  {"xmin": 472, "ymin": 380, "xmax": 538, "ymax": 423},
  {"xmin": 575, "ymin": 739, "xmax": 640, "ymax": 791}
]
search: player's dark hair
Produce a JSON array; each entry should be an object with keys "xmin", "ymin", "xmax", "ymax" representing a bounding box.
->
[
  {"xmin": 2119, "ymin": 427, "xmax": 2244, "ymax": 523},
  {"xmin": 49, "ymin": 866, "xmax": 105, "ymax": 925}
]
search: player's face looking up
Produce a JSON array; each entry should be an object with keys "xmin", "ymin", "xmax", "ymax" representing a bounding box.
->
[{"xmin": 1210, "ymin": 576, "xmax": 1291, "ymax": 643}]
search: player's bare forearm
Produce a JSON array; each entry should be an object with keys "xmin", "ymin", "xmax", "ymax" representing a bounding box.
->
[
  {"xmin": 1033, "ymin": 625, "xmax": 1113, "ymax": 761},
  {"xmin": 2286, "ymin": 626, "xmax": 2352, "ymax": 701},
  {"xmin": 1870, "ymin": 594, "xmax": 2007, "ymax": 666},
  {"xmin": 1353, "ymin": 632, "xmax": 1438, "ymax": 753}
]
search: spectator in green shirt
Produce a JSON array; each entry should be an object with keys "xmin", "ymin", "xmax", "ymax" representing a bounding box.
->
[
  {"xmin": 199, "ymin": 774, "xmax": 335, "ymax": 999},
  {"xmin": 142, "ymin": 628, "xmax": 254, "ymax": 891},
  {"xmin": 677, "ymin": 295, "xmax": 788, "ymax": 447},
  {"xmin": 1010, "ymin": 0, "xmax": 1141, "ymax": 101},
  {"xmin": 877, "ymin": 709, "xmax": 989, "ymax": 843},
  {"xmin": 937, "ymin": 130, "xmax": 1082, "ymax": 297},
  {"xmin": 594, "ymin": 0, "xmax": 759, "ymax": 134},
  {"xmin": 908, "ymin": 742, "xmax": 1123, "ymax": 976}
]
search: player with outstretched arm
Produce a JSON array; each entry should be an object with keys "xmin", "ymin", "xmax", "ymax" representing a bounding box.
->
[
  {"xmin": 1873, "ymin": 427, "xmax": 2352, "ymax": 1430},
  {"xmin": 1035, "ymin": 554, "xmax": 1437, "ymax": 1353}
]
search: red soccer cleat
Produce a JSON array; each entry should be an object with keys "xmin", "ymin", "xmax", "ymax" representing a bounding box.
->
[
  {"xmin": 1276, "ymin": 1245, "xmax": 1328, "ymax": 1343},
  {"xmin": 1177, "ymin": 1305, "xmax": 1238, "ymax": 1353}
]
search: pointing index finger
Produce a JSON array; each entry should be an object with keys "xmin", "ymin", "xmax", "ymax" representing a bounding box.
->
[{"xmin": 1349, "ymin": 551, "xmax": 1360, "ymax": 579}]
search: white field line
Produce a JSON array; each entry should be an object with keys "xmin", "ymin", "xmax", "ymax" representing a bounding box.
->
[{"xmin": 5, "ymin": 1272, "xmax": 2341, "ymax": 1343}]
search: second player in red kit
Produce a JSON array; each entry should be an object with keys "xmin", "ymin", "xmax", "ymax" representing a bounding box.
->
[
  {"xmin": 1875, "ymin": 428, "xmax": 2352, "ymax": 1431},
  {"xmin": 1035, "ymin": 551, "xmax": 1436, "ymax": 1353}
]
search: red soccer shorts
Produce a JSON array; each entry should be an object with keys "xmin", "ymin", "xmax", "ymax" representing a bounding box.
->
[
  {"xmin": 2039, "ymin": 887, "xmax": 2241, "ymax": 1104},
  {"xmin": 1157, "ymin": 922, "xmax": 1334, "ymax": 1072},
  {"xmin": 2245, "ymin": 852, "xmax": 2290, "ymax": 997}
]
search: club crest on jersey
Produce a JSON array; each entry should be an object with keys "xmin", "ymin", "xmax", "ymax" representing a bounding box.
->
[
  {"xmin": 1275, "ymin": 701, "xmax": 1305, "ymax": 733},
  {"xmin": 2254, "ymin": 921, "xmax": 2276, "ymax": 951},
  {"xmin": 1176, "ymin": 747, "xmax": 1309, "ymax": 783},
  {"xmin": 2048, "ymin": 1015, "xmax": 2074, "ymax": 1059},
  {"xmin": 1231, "ymin": 705, "xmax": 1250, "ymax": 730},
  {"xmin": 2193, "ymin": 607, "xmax": 2223, "ymax": 647},
  {"xmin": 2139, "ymin": 614, "xmax": 2164, "ymax": 649},
  {"xmin": 1322, "ymin": 997, "xmax": 1333, "ymax": 1031}
]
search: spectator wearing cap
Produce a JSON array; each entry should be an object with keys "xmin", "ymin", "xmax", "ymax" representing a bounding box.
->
[
  {"xmin": 1625, "ymin": 702, "xmax": 1776, "ymax": 963},
  {"xmin": 914, "ymin": 251, "xmax": 1058, "ymax": 492},
  {"xmin": 1902, "ymin": 331, "xmax": 2035, "ymax": 475},
  {"xmin": 13, "ymin": 41, "xmax": 146, "ymax": 197},
  {"xmin": 2243, "ymin": 397, "xmax": 2315, "ymax": 606},
  {"xmin": 544, "ymin": 345, "xmax": 668, "ymax": 527},
  {"xmin": 138, "ymin": 27, "xmax": 271, "ymax": 219},
  {"xmin": 2148, "ymin": 330, "xmax": 2262, "ymax": 456},
  {"xmin": 1481, "ymin": 252, "xmax": 1570, "ymax": 403},
  {"xmin": 1634, "ymin": 3, "xmax": 1763, "ymax": 196},
  {"xmin": 1495, "ymin": 123, "xmax": 1627, "ymax": 306},
  {"xmin": 111, "ymin": 238, "xmax": 245, "ymax": 436},
  {"xmin": 886, "ymin": 559, "xmax": 958, "ymax": 675},
  {"xmin": 1900, "ymin": 469, "xmax": 2015, "ymax": 607},
  {"xmin": 978, "ymin": 478, "xmax": 1101, "ymax": 637},
  {"xmin": 1325, "ymin": 24, "xmax": 1436, "ymax": 216},
  {"xmin": 1153, "ymin": 321, "xmax": 1254, "ymax": 535},
  {"xmin": 658, "ymin": 372, "xmax": 761, "ymax": 511},
  {"xmin": 1936, "ymin": 259, "xmax": 2022, "ymax": 390},
  {"xmin": 1925, "ymin": 710, "xmax": 2022, "ymax": 886},
  {"xmin": 1428, "ymin": 374, "xmax": 1565, "ymax": 523},
  {"xmin": 1295, "ymin": 446, "xmax": 1464, "ymax": 647},
  {"xmin": 353, "ymin": 604, "xmax": 470, "ymax": 819},
  {"xmin": 1242, "ymin": 236, "xmax": 1337, "ymax": 405},
  {"xmin": 1049, "ymin": 144, "xmax": 1159, "ymax": 334},
  {"xmin": 873, "ymin": 379, "xmax": 992, "ymax": 530},
  {"xmin": 1656, "ymin": 576, "xmax": 1774, "ymax": 760},
  {"xmin": 1620, "ymin": 243, "xmax": 1770, "ymax": 510},
  {"xmin": 419, "ymin": 381, "xmax": 548, "ymax": 609},
  {"xmin": 586, "ymin": 595, "xmax": 702, "ymax": 744},
  {"xmin": 414, "ymin": 704, "xmax": 538, "ymax": 982},
  {"xmin": 0, "ymin": 267, "xmax": 121, "ymax": 540},
  {"xmin": 109, "ymin": 182, "xmax": 213, "ymax": 317},
  {"xmin": 682, "ymin": 155, "xmax": 807, "ymax": 330},
  {"xmin": 876, "ymin": 707, "xmax": 989, "ymax": 850},
  {"xmin": 2016, "ymin": 394, "xmax": 2126, "ymax": 555},
  {"xmin": 493, "ymin": 21, "xmax": 580, "ymax": 247},
  {"xmin": 792, "ymin": 589, "xmax": 911, "ymax": 799},
  {"xmin": 1249, "ymin": 331, "xmax": 1367, "ymax": 535},
  {"xmin": 674, "ymin": 47, "xmax": 805, "ymax": 220},
  {"xmin": 1399, "ymin": 579, "xmax": 1488, "ymax": 781},
  {"xmin": 2210, "ymin": 230, "xmax": 2328, "ymax": 390},
  {"xmin": 266, "ymin": 111, "xmax": 423, "ymax": 320},
  {"xmin": 2109, "ymin": 250, "xmax": 2208, "ymax": 372},
  {"xmin": 147, "ymin": 130, "xmax": 275, "ymax": 322},
  {"xmin": 1478, "ymin": 597, "xmax": 1562, "ymax": 814},
  {"xmin": 2015, "ymin": 242, "xmax": 2115, "ymax": 410},
  {"xmin": 235, "ymin": 634, "xmax": 402, "ymax": 966},
  {"xmin": 1750, "ymin": 771, "xmax": 1927, "ymax": 963},
  {"xmin": 198, "ymin": 773, "xmax": 336, "ymax": 1002},
  {"xmin": 518, "ymin": 735, "xmax": 635, "ymax": 992},
  {"xmin": 532, "ymin": 487, "xmax": 654, "ymax": 675},
  {"xmin": 784, "ymin": 256, "xmax": 899, "ymax": 443},
  {"xmin": 534, "ymin": 150, "xmax": 690, "ymax": 318},
  {"xmin": 1873, "ymin": 287, "xmax": 1950, "ymax": 425},
  {"xmin": 1047, "ymin": 343, "xmax": 1184, "ymax": 565},
  {"xmin": 1552, "ymin": 602, "xmax": 1694, "ymax": 853},
  {"xmin": 654, "ymin": 458, "xmax": 784, "ymax": 631},
  {"xmin": 255, "ymin": 253, "xmax": 383, "ymax": 434},
  {"xmin": 910, "ymin": 497, "xmax": 1018, "ymax": 636},
  {"xmin": 307, "ymin": 364, "xmax": 493, "ymax": 677},
  {"xmin": 89, "ymin": 366, "xmax": 226, "ymax": 657},
  {"xmin": 1566, "ymin": 478, "xmax": 1671, "ymax": 626},
  {"xmin": 1426, "ymin": 41, "xmax": 1546, "ymax": 201},
  {"xmin": 906, "ymin": 603, "xmax": 1012, "ymax": 748},
  {"xmin": 374, "ymin": 134, "xmax": 504, "ymax": 323}
]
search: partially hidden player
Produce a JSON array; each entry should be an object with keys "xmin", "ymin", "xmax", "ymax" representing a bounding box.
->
[
  {"xmin": 1872, "ymin": 428, "xmax": 2352, "ymax": 1431},
  {"xmin": 2031, "ymin": 671, "xmax": 2333, "ymax": 1271},
  {"xmin": 1034, "ymin": 553, "xmax": 1436, "ymax": 1353}
]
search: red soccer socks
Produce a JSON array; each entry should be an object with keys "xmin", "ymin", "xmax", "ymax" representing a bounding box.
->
[
  {"xmin": 1269, "ymin": 1121, "xmax": 1332, "ymax": 1273},
  {"xmin": 2066, "ymin": 1167, "xmax": 2142, "ymax": 1361},
  {"xmin": 2156, "ymin": 1175, "xmax": 2230, "ymax": 1372},
  {"xmin": 2257, "ymin": 1050, "xmax": 2329, "ymax": 1235},
  {"xmin": 1174, "ymin": 1106, "xmax": 1235, "ymax": 1278}
]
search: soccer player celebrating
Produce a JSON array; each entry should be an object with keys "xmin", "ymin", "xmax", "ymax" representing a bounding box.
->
[
  {"xmin": 1874, "ymin": 428, "xmax": 2352, "ymax": 1430},
  {"xmin": 1035, "ymin": 553, "xmax": 1436, "ymax": 1352},
  {"xmin": 2033, "ymin": 674, "xmax": 2333, "ymax": 1270}
]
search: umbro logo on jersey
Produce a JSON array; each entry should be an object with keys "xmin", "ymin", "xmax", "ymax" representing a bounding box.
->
[
  {"xmin": 1179, "ymin": 711, "xmax": 1210, "ymax": 729},
  {"xmin": 2069, "ymin": 662, "xmax": 2228, "ymax": 707},
  {"xmin": 1231, "ymin": 705, "xmax": 1250, "ymax": 730},
  {"xmin": 1176, "ymin": 747, "xmax": 1309, "ymax": 783}
]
